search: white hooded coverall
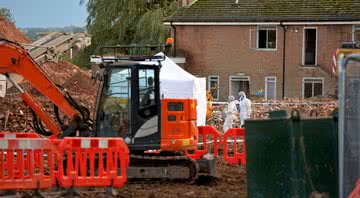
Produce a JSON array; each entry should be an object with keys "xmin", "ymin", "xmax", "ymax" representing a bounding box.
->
[
  {"xmin": 239, "ymin": 95, "xmax": 252, "ymax": 127},
  {"xmin": 223, "ymin": 99, "xmax": 238, "ymax": 132}
]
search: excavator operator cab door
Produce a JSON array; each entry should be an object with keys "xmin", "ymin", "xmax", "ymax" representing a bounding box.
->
[{"xmin": 95, "ymin": 62, "xmax": 161, "ymax": 151}]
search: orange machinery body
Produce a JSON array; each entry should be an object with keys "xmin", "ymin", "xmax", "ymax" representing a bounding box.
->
[
  {"xmin": 160, "ymin": 98, "xmax": 198, "ymax": 151},
  {"xmin": 0, "ymin": 39, "xmax": 80, "ymax": 137}
]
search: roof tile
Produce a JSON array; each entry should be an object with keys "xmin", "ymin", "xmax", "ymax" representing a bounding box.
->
[{"xmin": 0, "ymin": 18, "xmax": 31, "ymax": 44}]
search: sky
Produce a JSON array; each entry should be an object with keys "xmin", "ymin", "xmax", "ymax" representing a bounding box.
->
[{"xmin": 0, "ymin": 0, "xmax": 88, "ymax": 28}]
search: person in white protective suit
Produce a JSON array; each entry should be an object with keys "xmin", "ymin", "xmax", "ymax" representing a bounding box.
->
[
  {"xmin": 223, "ymin": 95, "xmax": 238, "ymax": 132},
  {"xmin": 238, "ymin": 91, "xmax": 252, "ymax": 128}
]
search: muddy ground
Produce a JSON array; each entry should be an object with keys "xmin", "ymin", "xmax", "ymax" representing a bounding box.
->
[{"xmin": 72, "ymin": 160, "xmax": 246, "ymax": 198}]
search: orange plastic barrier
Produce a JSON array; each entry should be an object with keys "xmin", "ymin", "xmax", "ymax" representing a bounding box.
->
[
  {"xmin": 185, "ymin": 126, "xmax": 222, "ymax": 160},
  {"xmin": 223, "ymin": 128, "xmax": 246, "ymax": 165},
  {"xmin": 0, "ymin": 132, "xmax": 41, "ymax": 138},
  {"xmin": 56, "ymin": 137, "xmax": 129, "ymax": 188},
  {"xmin": 0, "ymin": 133, "xmax": 44, "ymax": 170},
  {"xmin": 349, "ymin": 179, "xmax": 360, "ymax": 198},
  {"xmin": 0, "ymin": 138, "xmax": 56, "ymax": 189},
  {"xmin": 185, "ymin": 127, "xmax": 246, "ymax": 166}
]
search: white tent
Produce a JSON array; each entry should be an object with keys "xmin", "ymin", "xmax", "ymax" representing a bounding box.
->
[{"xmin": 158, "ymin": 54, "xmax": 207, "ymax": 126}]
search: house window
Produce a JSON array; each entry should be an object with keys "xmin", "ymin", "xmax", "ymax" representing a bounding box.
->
[
  {"xmin": 208, "ymin": 75, "xmax": 219, "ymax": 101},
  {"xmin": 303, "ymin": 28, "xmax": 317, "ymax": 65},
  {"xmin": 229, "ymin": 76, "xmax": 250, "ymax": 98},
  {"xmin": 257, "ymin": 27, "xmax": 277, "ymax": 49},
  {"xmin": 302, "ymin": 78, "xmax": 324, "ymax": 98},
  {"xmin": 265, "ymin": 77, "xmax": 277, "ymax": 100},
  {"xmin": 353, "ymin": 25, "xmax": 360, "ymax": 43}
]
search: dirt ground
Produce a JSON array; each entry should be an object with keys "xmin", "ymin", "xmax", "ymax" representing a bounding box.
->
[{"xmin": 77, "ymin": 160, "xmax": 247, "ymax": 198}]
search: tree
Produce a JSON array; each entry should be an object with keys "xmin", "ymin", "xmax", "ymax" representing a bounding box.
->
[
  {"xmin": 0, "ymin": 8, "xmax": 14, "ymax": 23},
  {"xmin": 73, "ymin": 0, "xmax": 177, "ymax": 68}
]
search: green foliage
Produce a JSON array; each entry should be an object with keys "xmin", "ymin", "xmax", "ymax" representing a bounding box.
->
[
  {"xmin": 0, "ymin": 8, "xmax": 14, "ymax": 23},
  {"xmin": 75, "ymin": 0, "xmax": 177, "ymax": 67},
  {"xmin": 71, "ymin": 46, "xmax": 93, "ymax": 69}
]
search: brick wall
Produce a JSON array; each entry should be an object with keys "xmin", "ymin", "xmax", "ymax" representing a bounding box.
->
[{"xmin": 174, "ymin": 24, "xmax": 352, "ymax": 101}]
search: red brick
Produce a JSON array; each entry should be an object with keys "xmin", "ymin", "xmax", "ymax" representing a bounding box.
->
[{"xmin": 174, "ymin": 24, "xmax": 347, "ymax": 100}]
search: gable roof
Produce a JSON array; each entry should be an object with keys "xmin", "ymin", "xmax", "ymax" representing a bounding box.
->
[
  {"xmin": 166, "ymin": 0, "xmax": 360, "ymax": 23},
  {"xmin": 0, "ymin": 18, "xmax": 31, "ymax": 44}
]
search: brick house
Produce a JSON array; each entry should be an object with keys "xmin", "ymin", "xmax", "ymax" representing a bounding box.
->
[{"xmin": 166, "ymin": 0, "xmax": 360, "ymax": 101}]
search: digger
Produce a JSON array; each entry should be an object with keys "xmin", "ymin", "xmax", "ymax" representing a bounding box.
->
[{"xmin": 0, "ymin": 38, "xmax": 217, "ymax": 182}]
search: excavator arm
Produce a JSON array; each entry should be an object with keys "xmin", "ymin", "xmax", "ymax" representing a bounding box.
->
[{"xmin": 0, "ymin": 38, "xmax": 83, "ymax": 137}]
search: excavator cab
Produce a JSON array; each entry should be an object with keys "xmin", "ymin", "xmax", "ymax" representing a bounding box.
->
[{"xmin": 94, "ymin": 56, "xmax": 162, "ymax": 151}]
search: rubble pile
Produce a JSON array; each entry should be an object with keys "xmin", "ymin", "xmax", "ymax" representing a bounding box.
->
[
  {"xmin": 208, "ymin": 98, "xmax": 338, "ymax": 133},
  {"xmin": 0, "ymin": 61, "xmax": 97, "ymax": 132},
  {"xmin": 0, "ymin": 96, "xmax": 33, "ymax": 132},
  {"xmin": 62, "ymin": 70, "xmax": 98, "ymax": 109},
  {"xmin": 40, "ymin": 61, "xmax": 80, "ymax": 85},
  {"xmin": 41, "ymin": 61, "xmax": 97, "ymax": 113},
  {"xmin": 251, "ymin": 98, "xmax": 338, "ymax": 119}
]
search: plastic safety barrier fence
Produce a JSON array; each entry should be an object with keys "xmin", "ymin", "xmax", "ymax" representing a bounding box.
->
[
  {"xmin": 223, "ymin": 128, "xmax": 246, "ymax": 165},
  {"xmin": 56, "ymin": 137, "xmax": 129, "ymax": 188},
  {"xmin": 185, "ymin": 126, "xmax": 246, "ymax": 166},
  {"xmin": 185, "ymin": 126, "xmax": 222, "ymax": 160},
  {"xmin": 0, "ymin": 133, "xmax": 48, "ymax": 172},
  {"xmin": 0, "ymin": 132, "xmax": 41, "ymax": 138},
  {"xmin": 0, "ymin": 138, "xmax": 56, "ymax": 190}
]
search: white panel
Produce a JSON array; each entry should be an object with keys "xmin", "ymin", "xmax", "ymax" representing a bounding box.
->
[
  {"xmin": 98, "ymin": 139, "xmax": 108, "ymax": 148},
  {"xmin": 0, "ymin": 140, "xmax": 8, "ymax": 149},
  {"xmin": 81, "ymin": 139, "xmax": 91, "ymax": 148},
  {"xmin": 0, "ymin": 74, "xmax": 6, "ymax": 98},
  {"xmin": 134, "ymin": 116, "xmax": 158, "ymax": 138},
  {"xmin": 4, "ymin": 134, "xmax": 16, "ymax": 139},
  {"xmin": 18, "ymin": 140, "xmax": 32, "ymax": 149}
]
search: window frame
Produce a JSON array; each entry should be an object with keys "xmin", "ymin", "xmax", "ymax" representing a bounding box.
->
[
  {"xmin": 138, "ymin": 68, "xmax": 156, "ymax": 108},
  {"xmin": 228, "ymin": 75, "xmax": 250, "ymax": 99},
  {"xmin": 265, "ymin": 76, "xmax": 277, "ymax": 100},
  {"xmin": 302, "ymin": 77, "xmax": 324, "ymax": 98},
  {"xmin": 352, "ymin": 25, "xmax": 360, "ymax": 42},
  {"xmin": 256, "ymin": 26, "xmax": 278, "ymax": 51},
  {"xmin": 208, "ymin": 75, "xmax": 220, "ymax": 101},
  {"xmin": 302, "ymin": 27, "xmax": 318, "ymax": 66}
]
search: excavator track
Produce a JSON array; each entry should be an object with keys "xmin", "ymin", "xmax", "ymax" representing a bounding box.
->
[{"xmin": 128, "ymin": 154, "xmax": 199, "ymax": 183}]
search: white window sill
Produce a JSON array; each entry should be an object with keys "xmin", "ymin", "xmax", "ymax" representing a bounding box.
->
[
  {"xmin": 254, "ymin": 48, "xmax": 277, "ymax": 51},
  {"xmin": 301, "ymin": 64, "xmax": 319, "ymax": 67}
]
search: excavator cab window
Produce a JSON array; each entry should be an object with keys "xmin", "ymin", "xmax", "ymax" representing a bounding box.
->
[
  {"xmin": 138, "ymin": 69, "xmax": 156, "ymax": 118},
  {"xmin": 97, "ymin": 68, "xmax": 131, "ymax": 138}
]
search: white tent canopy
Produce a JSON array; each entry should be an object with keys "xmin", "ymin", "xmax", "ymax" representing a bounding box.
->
[{"xmin": 157, "ymin": 53, "xmax": 207, "ymax": 126}]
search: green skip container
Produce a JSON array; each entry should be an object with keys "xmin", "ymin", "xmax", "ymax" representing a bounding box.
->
[{"xmin": 245, "ymin": 110, "xmax": 338, "ymax": 198}]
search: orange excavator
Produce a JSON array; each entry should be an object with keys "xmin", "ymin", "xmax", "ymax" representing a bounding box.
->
[{"xmin": 0, "ymin": 38, "xmax": 216, "ymax": 181}]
